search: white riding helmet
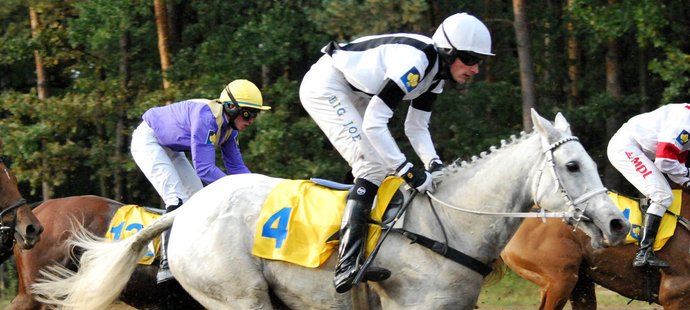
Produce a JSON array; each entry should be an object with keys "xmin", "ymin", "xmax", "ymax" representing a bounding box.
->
[{"xmin": 432, "ymin": 13, "xmax": 494, "ymax": 56}]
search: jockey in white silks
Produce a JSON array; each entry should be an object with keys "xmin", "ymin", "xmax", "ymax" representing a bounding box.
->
[
  {"xmin": 130, "ymin": 79, "xmax": 270, "ymax": 283},
  {"xmin": 607, "ymin": 103, "xmax": 690, "ymax": 269},
  {"xmin": 299, "ymin": 13, "xmax": 494, "ymax": 293}
]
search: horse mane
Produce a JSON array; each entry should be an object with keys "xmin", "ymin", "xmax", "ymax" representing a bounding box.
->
[{"xmin": 439, "ymin": 131, "xmax": 533, "ymax": 182}]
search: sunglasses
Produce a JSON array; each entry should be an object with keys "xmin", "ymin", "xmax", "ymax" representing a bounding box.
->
[
  {"xmin": 440, "ymin": 23, "xmax": 484, "ymax": 66},
  {"xmin": 456, "ymin": 51, "xmax": 483, "ymax": 66},
  {"xmin": 239, "ymin": 108, "xmax": 259, "ymax": 121}
]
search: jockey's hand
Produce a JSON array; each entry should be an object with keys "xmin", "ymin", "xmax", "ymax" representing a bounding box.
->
[
  {"xmin": 396, "ymin": 162, "xmax": 434, "ymax": 193},
  {"xmin": 429, "ymin": 159, "xmax": 445, "ymax": 188}
]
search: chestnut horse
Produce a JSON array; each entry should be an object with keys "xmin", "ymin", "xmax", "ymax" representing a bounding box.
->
[
  {"xmin": 0, "ymin": 156, "xmax": 43, "ymax": 259},
  {"xmin": 8, "ymin": 195, "xmax": 202, "ymax": 310},
  {"xmin": 502, "ymin": 187, "xmax": 690, "ymax": 309}
]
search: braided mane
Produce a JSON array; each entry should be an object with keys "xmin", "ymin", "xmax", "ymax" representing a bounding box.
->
[{"xmin": 442, "ymin": 131, "xmax": 533, "ymax": 179}]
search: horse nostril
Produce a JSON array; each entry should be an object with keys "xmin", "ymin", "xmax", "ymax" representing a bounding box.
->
[
  {"xmin": 610, "ymin": 219, "xmax": 626, "ymax": 233},
  {"xmin": 26, "ymin": 224, "xmax": 44, "ymax": 236}
]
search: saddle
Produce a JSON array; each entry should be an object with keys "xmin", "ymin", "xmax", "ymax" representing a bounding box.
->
[
  {"xmin": 251, "ymin": 176, "xmax": 405, "ymax": 268},
  {"xmin": 105, "ymin": 204, "xmax": 163, "ymax": 265},
  {"xmin": 609, "ymin": 190, "xmax": 682, "ymax": 251}
]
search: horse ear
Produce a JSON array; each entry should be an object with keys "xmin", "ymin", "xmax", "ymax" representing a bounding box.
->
[
  {"xmin": 553, "ymin": 112, "xmax": 572, "ymax": 135},
  {"xmin": 531, "ymin": 109, "xmax": 560, "ymax": 143}
]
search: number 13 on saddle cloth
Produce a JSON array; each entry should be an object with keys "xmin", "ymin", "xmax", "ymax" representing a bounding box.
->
[
  {"xmin": 252, "ymin": 176, "xmax": 405, "ymax": 268},
  {"xmin": 105, "ymin": 204, "xmax": 162, "ymax": 265},
  {"xmin": 609, "ymin": 189, "xmax": 682, "ymax": 251}
]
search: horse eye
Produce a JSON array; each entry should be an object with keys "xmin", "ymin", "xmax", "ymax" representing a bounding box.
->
[{"xmin": 565, "ymin": 161, "xmax": 579, "ymax": 172}]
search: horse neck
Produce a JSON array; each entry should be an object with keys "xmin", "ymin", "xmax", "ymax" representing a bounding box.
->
[
  {"xmin": 403, "ymin": 134, "xmax": 544, "ymax": 261},
  {"xmin": 681, "ymin": 190, "xmax": 690, "ymax": 219}
]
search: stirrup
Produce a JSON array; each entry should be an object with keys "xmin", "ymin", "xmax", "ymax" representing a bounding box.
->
[
  {"xmin": 362, "ymin": 266, "xmax": 391, "ymax": 282},
  {"xmin": 156, "ymin": 268, "xmax": 174, "ymax": 284},
  {"xmin": 632, "ymin": 248, "xmax": 670, "ymax": 268}
]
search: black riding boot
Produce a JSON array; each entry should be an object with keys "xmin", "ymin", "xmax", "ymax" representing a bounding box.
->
[
  {"xmin": 632, "ymin": 213, "xmax": 670, "ymax": 268},
  {"xmin": 334, "ymin": 179, "xmax": 390, "ymax": 293},
  {"xmin": 157, "ymin": 199, "xmax": 183, "ymax": 284}
]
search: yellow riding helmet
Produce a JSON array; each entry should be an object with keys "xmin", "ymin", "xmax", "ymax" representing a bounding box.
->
[{"xmin": 219, "ymin": 79, "xmax": 270, "ymax": 110}]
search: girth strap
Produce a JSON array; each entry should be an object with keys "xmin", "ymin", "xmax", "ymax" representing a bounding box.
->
[{"xmin": 392, "ymin": 228, "xmax": 492, "ymax": 276}]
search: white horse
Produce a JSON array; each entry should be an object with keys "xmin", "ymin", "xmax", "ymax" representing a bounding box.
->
[{"xmin": 32, "ymin": 109, "xmax": 630, "ymax": 310}]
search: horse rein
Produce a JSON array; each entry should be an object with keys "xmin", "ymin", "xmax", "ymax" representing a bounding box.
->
[
  {"xmin": 0, "ymin": 163, "xmax": 26, "ymax": 247},
  {"xmin": 427, "ymin": 136, "xmax": 608, "ymax": 225},
  {"xmin": 0, "ymin": 197, "xmax": 25, "ymax": 230}
]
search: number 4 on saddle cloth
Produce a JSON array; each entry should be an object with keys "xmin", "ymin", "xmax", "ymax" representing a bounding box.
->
[
  {"xmin": 252, "ymin": 176, "xmax": 405, "ymax": 268},
  {"xmin": 609, "ymin": 189, "xmax": 682, "ymax": 251},
  {"xmin": 105, "ymin": 205, "xmax": 163, "ymax": 265}
]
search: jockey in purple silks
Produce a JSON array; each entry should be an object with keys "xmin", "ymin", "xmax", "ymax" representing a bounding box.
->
[{"xmin": 131, "ymin": 79, "xmax": 270, "ymax": 283}]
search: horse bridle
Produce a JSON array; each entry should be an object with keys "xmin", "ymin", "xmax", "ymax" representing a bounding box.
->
[
  {"xmin": 0, "ymin": 163, "xmax": 26, "ymax": 255},
  {"xmin": 359, "ymin": 136, "xmax": 609, "ymax": 279},
  {"xmin": 0, "ymin": 197, "xmax": 25, "ymax": 231},
  {"xmin": 427, "ymin": 136, "xmax": 608, "ymax": 225}
]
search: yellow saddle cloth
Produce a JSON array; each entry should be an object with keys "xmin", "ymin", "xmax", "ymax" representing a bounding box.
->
[
  {"xmin": 610, "ymin": 190, "xmax": 681, "ymax": 251},
  {"xmin": 105, "ymin": 204, "xmax": 162, "ymax": 265},
  {"xmin": 252, "ymin": 176, "xmax": 404, "ymax": 268}
]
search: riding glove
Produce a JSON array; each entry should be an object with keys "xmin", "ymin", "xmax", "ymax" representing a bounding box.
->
[
  {"xmin": 428, "ymin": 159, "xmax": 445, "ymax": 188},
  {"xmin": 396, "ymin": 162, "xmax": 434, "ymax": 193}
]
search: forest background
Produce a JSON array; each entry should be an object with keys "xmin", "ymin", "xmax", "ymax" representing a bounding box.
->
[
  {"xmin": 0, "ymin": 0, "xmax": 688, "ymax": 303},
  {"xmin": 2, "ymin": 0, "xmax": 689, "ymax": 205}
]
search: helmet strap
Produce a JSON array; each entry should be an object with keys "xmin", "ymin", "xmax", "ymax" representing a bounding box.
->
[
  {"xmin": 437, "ymin": 22, "xmax": 458, "ymax": 80},
  {"xmin": 224, "ymin": 104, "xmax": 239, "ymax": 130},
  {"xmin": 436, "ymin": 47, "xmax": 453, "ymax": 80},
  {"xmin": 222, "ymin": 85, "xmax": 241, "ymax": 130}
]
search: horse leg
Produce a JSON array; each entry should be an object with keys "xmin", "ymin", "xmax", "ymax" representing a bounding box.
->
[
  {"xmin": 568, "ymin": 275, "xmax": 596, "ymax": 310},
  {"xmin": 175, "ymin": 256, "xmax": 273, "ymax": 309},
  {"xmin": 171, "ymin": 218, "xmax": 273, "ymax": 309},
  {"xmin": 537, "ymin": 274, "xmax": 578, "ymax": 310}
]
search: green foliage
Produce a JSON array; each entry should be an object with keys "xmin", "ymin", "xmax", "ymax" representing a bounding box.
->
[
  {"xmin": 308, "ymin": 0, "xmax": 431, "ymax": 39},
  {"xmin": 0, "ymin": 0, "xmax": 687, "ymax": 215},
  {"xmin": 243, "ymin": 78, "xmax": 348, "ymax": 180},
  {"xmin": 431, "ymin": 81, "xmax": 523, "ymax": 162}
]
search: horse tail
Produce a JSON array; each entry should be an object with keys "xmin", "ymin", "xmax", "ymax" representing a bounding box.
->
[{"xmin": 31, "ymin": 211, "xmax": 176, "ymax": 310}]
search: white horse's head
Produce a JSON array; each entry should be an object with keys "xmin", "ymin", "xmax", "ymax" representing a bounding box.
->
[{"xmin": 531, "ymin": 109, "xmax": 630, "ymax": 248}]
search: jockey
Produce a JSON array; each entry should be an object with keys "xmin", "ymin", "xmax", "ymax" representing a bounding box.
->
[
  {"xmin": 130, "ymin": 79, "xmax": 270, "ymax": 283},
  {"xmin": 607, "ymin": 103, "xmax": 690, "ymax": 269},
  {"xmin": 299, "ymin": 12, "xmax": 494, "ymax": 293}
]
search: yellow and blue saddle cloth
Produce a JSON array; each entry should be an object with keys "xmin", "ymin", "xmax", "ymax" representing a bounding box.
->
[
  {"xmin": 610, "ymin": 189, "xmax": 681, "ymax": 251},
  {"xmin": 252, "ymin": 176, "xmax": 404, "ymax": 268},
  {"xmin": 105, "ymin": 204, "xmax": 162, "ymax": 265}
]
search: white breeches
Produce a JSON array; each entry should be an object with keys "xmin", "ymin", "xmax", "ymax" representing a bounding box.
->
[
  {"xmin": 130, "ymin": 122, "xmax": 203, "ymax": 207},
  {"xmin": 299, "ymin": 55, "xmax": 387, "ymax": 186},
  {"xmin": 607, "ymin": 131, "xmax": 672, "ymax": 216}
]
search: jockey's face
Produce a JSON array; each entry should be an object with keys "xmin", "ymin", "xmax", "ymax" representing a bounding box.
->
[
  {"xmin": 233, "ymin": 115, "xmax": 255, "ymax": 131},
  {"xmin": 449, "ymin": 57, "xmax": 480, "ymax": 84}
]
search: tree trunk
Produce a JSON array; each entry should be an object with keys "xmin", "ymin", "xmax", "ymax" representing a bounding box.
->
[
  {"xmin": 154, "ymin": 0, "xmax": 172, "ymax": 92},
  {"xmin": 166, "ymin": 0, "xmax": 182, "ymax": 53},
  {"xmin": 566, "ymin": 0, "xmax": 581, "ymax": 109},
  {"xmin": 638, "ymin": 48, "xmax": 649, "ymax": 113},
  {"xmin": 30, "ymin": 7, "xmax": 48, "ymax": 100},
  {"xmin": 30, "ymin": 6, "xmax": 53, "ymax": 200},
  {"xmin": 482, "ymin": 0, "xmax": 494, "ymax": 83},
  {"xmin": 114, "ymin": 32, "xmax": 131, "ymax": 202},
  {"xmin": 512, "ymin": 0, "xmax": 537, "ymax": 131},
  {"xmin": 603, "ymin": 0, "xmax": 623, "ymax": 189}
]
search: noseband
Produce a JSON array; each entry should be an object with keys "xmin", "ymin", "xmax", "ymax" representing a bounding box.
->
[
  {"xmin": 0, "ymin": 197, "xmax": 25, "ymax": 232},
  {"xmin": 0, "ymin": 163, "xmax": 27, "ymax": 256}
]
